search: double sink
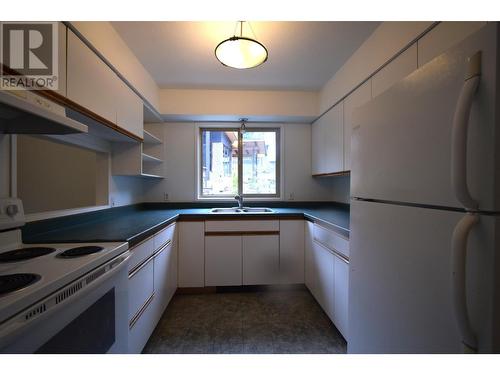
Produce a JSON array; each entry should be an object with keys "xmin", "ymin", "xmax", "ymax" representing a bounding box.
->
[{"xmin": 210, "ymin": 207, "xmax": 274, "ymax": 214}]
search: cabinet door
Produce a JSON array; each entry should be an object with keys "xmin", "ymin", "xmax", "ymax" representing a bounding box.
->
[
  {"xmin": 242, "ymin": 235, "xmax": 279, "ymax": 285},
  {"xmin": 166, "ymin": 226, "xmax": 178, "ymax": 303},
  {"xmin": 333, "ymin": 256, "xmax": 349, "ymax": 339},
  {"xmin": 128, "ymin": 258, "xmax": 154, "ymax": 323},
  {"xmin": 313, "ymin": 241, "xmax": 335, "ymax": 321},
  {"xmin": 205, "ymin": 235, "xmax": 242, "ymax": 286},
  {"xmin": 343, "ymin": 80, "xmax": 371, "ymax": 171},
  {"xmin": 66, "ymin": 30, "xmax": 116, "ymax": 123},
  {"xmin": 178, "ymin": 221, "xmax": 205, "ymax": 287},
  {"xmin": 279, "ymin": 220, "xmax": 304, "ymax": 284},
  {"xmin": 55, "ymin": 22, "xmax": 67, "ymax": 97},
  {"xmin": 116, "ymin": 77, "xmax": 143, "ymax": 139},
  {"xmin": 311, "ymin": 119, "xmax": 323, "ymax": 175},
  {"xmin": 311, "ymin": 102, "xmax": 344, "ymax": 175},
  {"xmin": 372, "ymin": 44, "xmax": 417, "ymax": 98},
  {"xmin": 152, "ymin": 244, "xmax": 169, "ymax": 321},
  {"xmin": 304, "ymin": 221, "xmax": 316, "ymax": 294}
]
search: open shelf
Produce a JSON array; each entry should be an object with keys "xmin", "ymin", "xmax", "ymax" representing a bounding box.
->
[
  {"xmin": 142, "ymin": 152, "xmax": 163, "ymax": 163},
  {"xmin": 143, "ymin": 130, "xmax": 162, "ymax": 145}
]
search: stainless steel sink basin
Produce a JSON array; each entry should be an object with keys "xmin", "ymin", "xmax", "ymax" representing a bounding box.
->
[
  {"xmin": 210, "ymin": 208, "xmax": 242, "ymax": 213},
  {"xmin": 241, "ymin": 207, "xmax": 274, "ymax": 213},
  {"xmin": 209, "ymin": 207, "xmax": 274, "ymax": 213}
]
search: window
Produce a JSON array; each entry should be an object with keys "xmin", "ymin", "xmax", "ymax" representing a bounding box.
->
[{"xmin": 199, "ymin": 127, "xmax": 280, "ymax": 198}]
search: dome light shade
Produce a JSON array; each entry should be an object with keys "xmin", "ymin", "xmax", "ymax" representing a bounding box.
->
[{"xmin": 215, "ymin": 23, "xmax": 268, "ymax": 69}]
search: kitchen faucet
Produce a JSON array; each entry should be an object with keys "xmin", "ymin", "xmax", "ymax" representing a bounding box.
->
[{"xmin": 234, "ymin": 195, "xmax": 244, "ymax": 209}]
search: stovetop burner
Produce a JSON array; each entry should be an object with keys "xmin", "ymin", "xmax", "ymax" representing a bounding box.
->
[
  {"xmin": 58, "ymin": 246, "xmax": 104, "ymax": 258},
  {"xmin": 0, "ymin": 247, "xmax": 56, "ymax": 263},
  {"xmin": 0, "ymin": 273, "xmax": 41, "ymax": 296}
]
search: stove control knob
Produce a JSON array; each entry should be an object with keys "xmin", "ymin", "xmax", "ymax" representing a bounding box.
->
[{"xmin": 6, "ymin": 204, "xmax": 19, "ymax": 217}]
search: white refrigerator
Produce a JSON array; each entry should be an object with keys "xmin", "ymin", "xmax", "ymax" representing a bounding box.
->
[{"xmin": 349, "ymin": 23, "xmax": 500, "ymax": 353}]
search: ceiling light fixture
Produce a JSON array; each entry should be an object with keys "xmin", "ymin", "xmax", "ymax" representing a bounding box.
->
[{"xmin": 215, "ymin": 21, "xmax": 268, "ymax": 69}]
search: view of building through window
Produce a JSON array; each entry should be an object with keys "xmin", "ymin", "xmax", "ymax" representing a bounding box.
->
[{"xmin": 200, "ymin": 128, "xmax": 279, "ymax": 197}]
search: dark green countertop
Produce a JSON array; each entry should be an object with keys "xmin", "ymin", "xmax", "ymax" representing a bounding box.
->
[{"xmin": 22, "ymin": 202, "xmax": 350, "ymax": 247}]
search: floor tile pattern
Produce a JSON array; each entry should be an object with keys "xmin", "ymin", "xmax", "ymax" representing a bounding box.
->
[{"xmin": 143, "ymin": 288, "xmax": 347, "ymax": 354}]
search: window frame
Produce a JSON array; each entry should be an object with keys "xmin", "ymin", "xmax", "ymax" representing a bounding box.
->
[{"xmin": 197, "ymin": 124, "xmax": 281, "ymax": 200}]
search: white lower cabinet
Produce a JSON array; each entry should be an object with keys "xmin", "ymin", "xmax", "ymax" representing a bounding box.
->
[
  {"xmin": 128, "ymin": 223, "xmax": 178, "ymax": 353},
  {"xmin": 305, "ymin": 221, "xmax": 316, "ymax": 294},
  {"xmin": 279, "ymin": 220, "xmax": 305, "ymax": 284},
  {"xmin": 178, "ymin": 221, "xmax": 205, "ymax": 287},
  {"xmin": 128, "ymin": 251, "xmax": 155, "ymax": 354},
  {"xmin": 305, "ymin": 221, "xmax": 350, "ymax": 340},
  {"xmin": 128, "ymin": 258, "xmax": 154, "ymax": 324},
  {"xmin": 205, "ymin": 235, "xmax": 242, "ymax": 286},
  {"xmin": 128, "ymin": 291, "xmax": 156, "ymax": 354},
  {"xmin": 152, "ymin": 241, "xmax": 177, "ymax": 322},
  {"xmin": 313, "ymin": 241, "xmax": 335, "ymax": 321},
  {"xmin": 242, "ymin": 235, "xmax": 280, "ymax": 285},
  {"xmin": 333, "ymin": 256, "xmax": 349, "ymax": 339}
]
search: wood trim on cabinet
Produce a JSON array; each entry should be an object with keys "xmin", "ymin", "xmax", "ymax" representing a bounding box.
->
[
  {"xmin": 203, "ymin": 216, "xmax": 283, "ymax": 221},
  {"xmin": 205, "ymin": 231, "xmax": 280, "ymax": 236},
  {"xmin": 179, "ymin": 215, "xmax": 294, "ymax": 222},
  {"xmin": 312, "ymin": 171, "xmax": 350, "ymax": 178},
  {"xmin": 1, "ymin": 64, "xmax": 143, "ymax": 143}
]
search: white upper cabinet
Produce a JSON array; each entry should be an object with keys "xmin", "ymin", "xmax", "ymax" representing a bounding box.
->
[
  {"xmin": 55, "ymin": 22, "xmax": 67, "ymax": 97},
  {"xmin": 67, "ymin": 30, "xmax": 116, "ymax": 123},
  {"xmin": 417, "ymin": 22, "xmax": 486, "ymax": 67},
  {"xmin": 372, "ymin": 44, "xmax": 418, "ymax": 98},
  {"xmin": 115, "ymin": 78, "xmax": 144, "ymax": 139},
  {"xmin": 67, "ymin": 30, "xmax": 144, "ymax": 139},
  {"xmin": 311, "ymin": 101, "xmax": 344, "ymax": 175},
  {"xmin": 343, "ymin": 80, "xmax": 372, "ymax": 171}
]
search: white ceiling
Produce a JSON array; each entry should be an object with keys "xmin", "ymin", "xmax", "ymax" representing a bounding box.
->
[{"xmin": 111, "ymin": 21, "xmax": 379, "ymax": 91}]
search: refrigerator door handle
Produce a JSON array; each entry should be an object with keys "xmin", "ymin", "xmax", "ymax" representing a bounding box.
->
[
  {"xmin": 451, "ymin": 213, "xmax": 479, "ymax": 352},
  {"xmin": 451, "ymin": 51, "xmax": 481, "ymax": 211}
]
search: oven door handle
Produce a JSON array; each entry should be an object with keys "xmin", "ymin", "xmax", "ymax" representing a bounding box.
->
[{"xmin": 0, "ymin": 251, "xmax": 131, "ymax": 351}]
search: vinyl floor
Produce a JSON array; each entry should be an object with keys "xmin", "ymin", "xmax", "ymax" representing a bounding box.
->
[{"xmin": 142, "ymin": 287, "xmax": 347, "ymax": 354}]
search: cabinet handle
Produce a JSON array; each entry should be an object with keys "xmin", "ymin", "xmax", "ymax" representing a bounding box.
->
[
  {"xmin": 153, "ymin": 239, "xmax": 172, "ymax": 258},
  {"xmin": 128, "ymin": 253, "xmax": 155, "ymax": 279},
  {"xmin": 129, "ymin": 292, "xmax": 155, "ymax": 329},
  {"xmin": 313, "ymin": 238, "xmax": 349, "ymax": 264}
]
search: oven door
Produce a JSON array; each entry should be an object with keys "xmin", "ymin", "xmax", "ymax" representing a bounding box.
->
[{"xmin": 0, "ymin": 251, "xmax": 131, "ymax": 354}]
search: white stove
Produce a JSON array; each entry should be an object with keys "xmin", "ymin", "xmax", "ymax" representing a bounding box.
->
[{"xmin": 0, "ymin": 198, "xmax": 131, "ymax": 353}]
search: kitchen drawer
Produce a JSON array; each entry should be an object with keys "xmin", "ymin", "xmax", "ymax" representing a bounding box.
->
[
  {"xmin": 205, "ymin": 220, "xmax": 279, "ymax": 233},
  {"xmin": 128, "ymin": 258, "xmax": 154, "ymax": 323},
  {"xmin": 154, "ymin": 223, "xmax": 176, "ymax": 251},
  {"xmin": 313, "ymin": 224, "xmax": 349, "ymax": 258},
  {"xmin": 128, "ymin": 237, "xmax": 154, "ymax": 272},
  {"xmin": 128, "ymin": 291, "xmax": 155, "ymax": 353}
]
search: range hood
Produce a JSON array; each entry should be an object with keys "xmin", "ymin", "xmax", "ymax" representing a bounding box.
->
[{"xmin": 0, "ymin": 90, "xmax": 88, "ymax": 134}]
